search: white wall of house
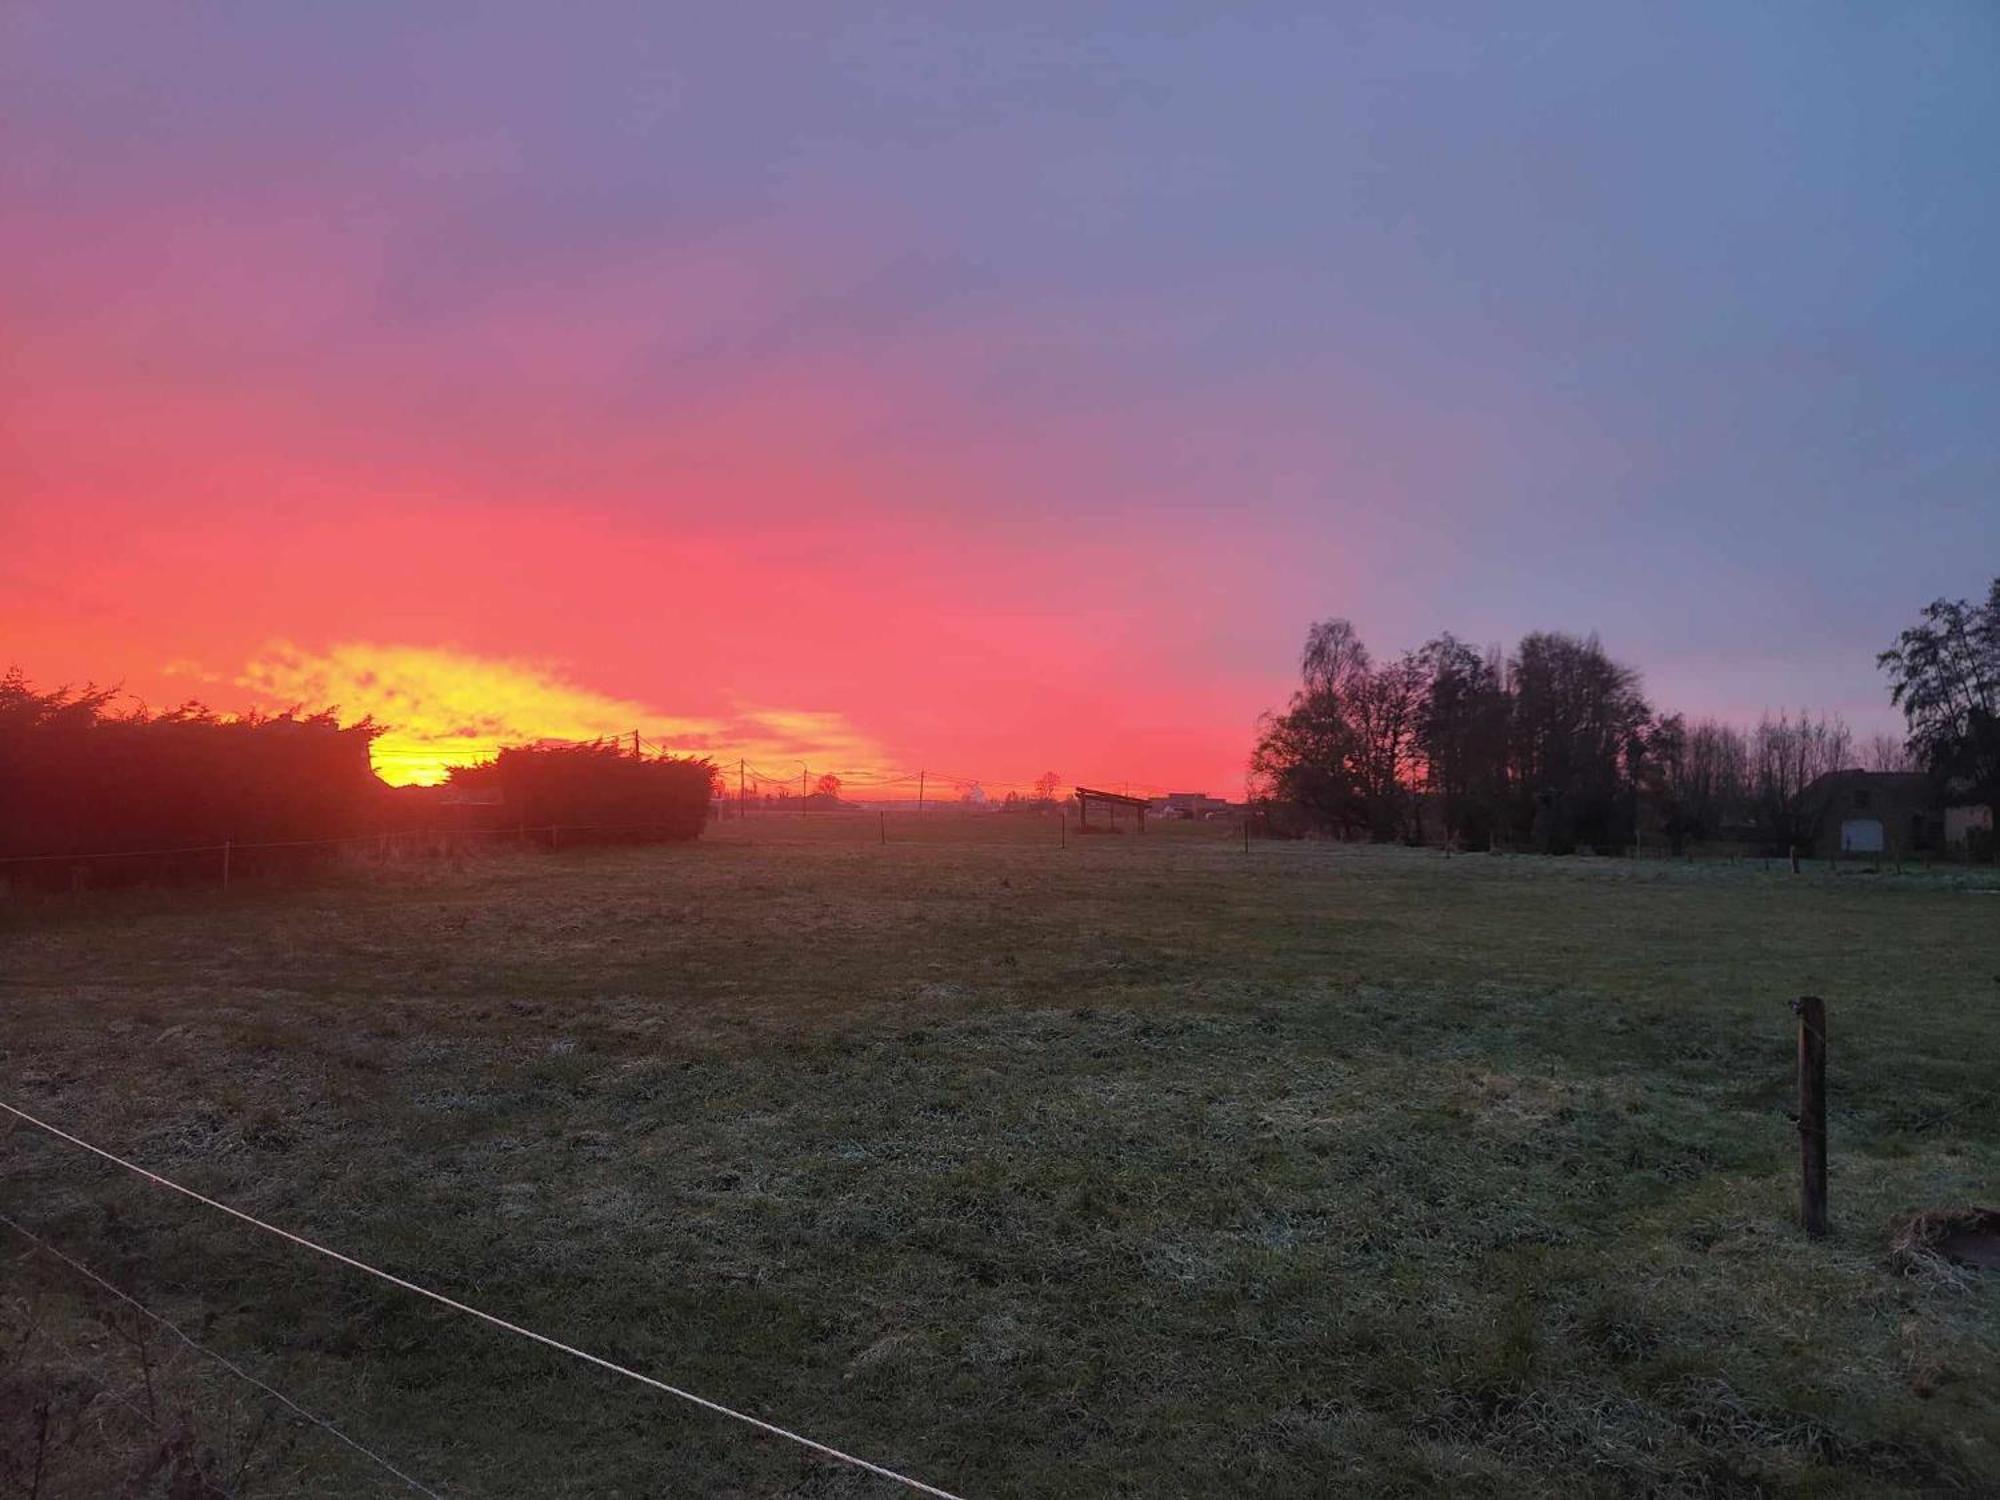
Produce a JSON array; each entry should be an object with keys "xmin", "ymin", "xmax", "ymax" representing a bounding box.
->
[{"xmin": 1840, "ymin": 817, "xmax": 1885, "ymax": 853}]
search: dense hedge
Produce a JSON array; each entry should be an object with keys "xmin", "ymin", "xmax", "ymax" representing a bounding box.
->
[
  {"xmin": 444, "ymin": 741, "xmax": 716, "ymax": 843},
  {"xmin": 0, "ymin": 671, "xmax": 385, "ymax": 884},
  {"xmin": 2, "ymin": 673, "xmax": 717, "ymax": 890}
]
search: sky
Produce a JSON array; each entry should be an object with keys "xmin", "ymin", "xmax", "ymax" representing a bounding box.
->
[{"xmin": 4, "ymin": 2, "xmax": 1996, "ymax": 792}]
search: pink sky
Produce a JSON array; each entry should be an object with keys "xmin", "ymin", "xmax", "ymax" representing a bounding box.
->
[{"xmin": 7, "ymin": 6, "xmax": 1989, "ymax": 790}]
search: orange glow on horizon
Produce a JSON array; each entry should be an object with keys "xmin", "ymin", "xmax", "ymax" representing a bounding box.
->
[{"xmin": 236, "ymin": 642, "xmax": 895, "ymax": 789}]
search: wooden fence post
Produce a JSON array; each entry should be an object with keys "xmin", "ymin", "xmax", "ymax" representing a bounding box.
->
[
  {"xmin": 221, "ymin": 840, "xmax": 231, "ymax": 890},
  {"xmin": 1792, "ymin": 995, "xmax": 1828, "ymax": 1237}
]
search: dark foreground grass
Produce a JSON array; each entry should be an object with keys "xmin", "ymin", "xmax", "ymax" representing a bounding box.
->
[{"xmin": 3, "ymin": 820, "xmax": 1996, "ymax": 1496}]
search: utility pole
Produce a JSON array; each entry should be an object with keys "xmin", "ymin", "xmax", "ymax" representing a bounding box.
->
[
  {"xmin": 738, "ymin": 759, "xmax": 746, "ymax": 821},
  {"xmin": 632, "ymin": 729, "xmax": 641, "ymax": 758},
  {"xmin": 802, "ymin": 763, "xmax": 808, "ymax": 819},
  {"xmin": 917, "ymin": 770, "xmax": 925, "ymax": 815}
]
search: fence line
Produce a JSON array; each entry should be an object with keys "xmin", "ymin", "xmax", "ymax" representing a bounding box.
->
[
  {"xmin": 0, "ymin": 1099, "xmax": 971, "ymax": 1500},
  {"xmin": 2, "ymin": 1210, "xmax": 444, "ymax": 1498},
  {"xmin": 0, "ymin": 805, "xmax": 1165, "ymax": 870}
]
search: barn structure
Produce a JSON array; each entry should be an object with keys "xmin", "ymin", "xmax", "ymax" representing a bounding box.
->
[
  {"xmin": 1074, "ymin": 786, "xmax": 1150, "ymax": 832},
  {"xmin": 1800, "ymin": 770, "xmax": 1938, "ymax": 858}
]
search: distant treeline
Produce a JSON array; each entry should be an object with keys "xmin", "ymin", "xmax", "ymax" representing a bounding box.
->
[
  {"xmin": 0, "ymin": 670, "xmax": 716, "ymax": 887},
  {"xmin": 1253, "ymin": 579, "xmax": 2000, "ymax": 855}
]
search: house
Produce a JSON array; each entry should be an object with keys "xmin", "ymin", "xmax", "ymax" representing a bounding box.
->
[
  {"xmin": 1799, "ymin": 770, "xmax": 1939, "ymax": 859},
  {"xmin": 1945, "ymin": 798, "xmax": 1994, "ymax": 855}
]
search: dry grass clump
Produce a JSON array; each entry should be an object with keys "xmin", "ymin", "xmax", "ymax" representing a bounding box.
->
[{"xmin": 1891, "ymin": 1206, "xmax": 2000, "ymax": 1287}]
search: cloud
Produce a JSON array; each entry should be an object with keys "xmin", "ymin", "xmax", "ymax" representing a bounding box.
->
[{"xmin": 238, "ymin": 641, "xmax": 892, "ymax": 786}]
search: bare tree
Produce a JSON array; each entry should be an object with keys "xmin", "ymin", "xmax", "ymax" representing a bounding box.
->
[
  {"xmin": 1863, "ymin": 733, "xmax": 1912, "ymax": 773},
  {"xmin": 1752, "ymin": 711, "xmax": 1852, "ymax": 849},
  {"xmin": 1299, "ymin": 619, "xmax": 1371, "ymax": 701}
]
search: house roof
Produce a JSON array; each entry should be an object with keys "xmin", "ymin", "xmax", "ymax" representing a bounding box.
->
[
  {"xmin": 1803, "ymin": 771, "xmax": 1995, "ymax": 810},
  {"xmin": 1801, "ymin": 769, "xmax": 1934, "ymax": 807}
]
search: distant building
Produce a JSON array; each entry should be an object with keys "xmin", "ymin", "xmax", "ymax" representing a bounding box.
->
[
  {"xmin": 1799, "ymin": 770, "xmax": 1939, "ymax": 858},
  {"xmin": 1153, "ymin": 791, "xmax": 1234, "ymax": 820}
]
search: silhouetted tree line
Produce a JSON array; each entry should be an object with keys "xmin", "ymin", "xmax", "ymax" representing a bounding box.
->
[
  {"xmin": 1, "ymin": 671, "xmax": 717, "ymax": 887},
  {"xmin": 1250, "ymin": 622, "xmax": 1914, "ymax": 854},
  {"xmin": 0, "ymin": 669, "xmax": 385, "ymax": 882},
  {"xmin": 1001, "ymin": 773, "xmax": 1064, "ymax": 813},
  {"xmin": 1253, "ymin": 623, "xmax": 1651, "ymax": 851},
  {"xmin": 445, "ymin": 741, "xmax": 716, "ymax": 843},
  {"xmin": 1646, "ymin": 710, "xmax": 1861, "ymax": 854}
]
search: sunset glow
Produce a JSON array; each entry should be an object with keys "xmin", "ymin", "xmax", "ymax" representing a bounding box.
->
[
  {"xmin": 5, "ymin": 6, "xmax": 1993, "ymax": 790},
  {"xmin": 232, "ymin": 642, "xmax": 891, "ymax": 788}
]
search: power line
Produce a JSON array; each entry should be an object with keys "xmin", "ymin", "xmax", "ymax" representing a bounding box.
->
[
  {"xmin": 0, "ymin": 1100, "xmax": 970, "ymax": 1500},
  {"xmin": 1, "ymin": 1211, "xmax": 443, "ymax": 1499}
]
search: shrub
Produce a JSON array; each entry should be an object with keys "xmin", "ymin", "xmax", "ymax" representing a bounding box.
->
[
  {"xmin": 0, "ymin": 670, "xmax": 384, "ymax": 886},
  {"xmin": 444, "ymin": 741, "xmax": 715, "ymax": 843}
]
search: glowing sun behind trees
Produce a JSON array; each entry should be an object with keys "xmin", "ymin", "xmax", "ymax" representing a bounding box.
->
[{"xmin": 235, "ymin": 643, "xmax": 891, "ymax": 789}]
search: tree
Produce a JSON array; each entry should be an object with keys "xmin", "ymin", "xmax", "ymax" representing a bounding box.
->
[
  {"xmin": 1637, "ymin": 713, "xmax": 1690, "ymax": 854},
  {"xmin": 1261, "ymin": 622, "xmax": 1652, "ymax": 849},
  {"xmin": 814, "ymin": 773, "xmax": 842, "ymax": 800},
  {"xmin": 1413, "ymin": 635, "xmax": 1508, "ymax": 847},
  {"xmin": 1033, "ymin": 771, "xmax": 1061, "ymax": 806},
  {"xmin": 1684, "ymin": 718, "xmax": 1750, "ymax": 842},
  {"xmin": 1348, "ymin": 651, "xmax": 1426, "ymax": 839},
  {"xmin": 1641, "ymin": 715, "xmax": 1759, "ymax": 853},
  {"xmin": 1300, "ymin": 618, "xmax": 1372, "ymax": 700},
  {"xmin": 1504, "ymin": 632, "xmax": 1651, "ymax": 852},
  {"xmin": 1751, "ymin": 711, "xmax": 1852, "ymax": 850},
  {"xmin": 1863, "ymin": 733, "xmax": 1912, "ymax": 773},
  {"xmin": 1878, "ymin": 577, "xmax": 2000, "ymax": 802},
  {"xmin": 1250, "ymin": 690, "xmax": 1367, "ymax": 836},
  {"xmin": 1251, "ymin": 619, "xmax": 1376, "ymax": 837}
]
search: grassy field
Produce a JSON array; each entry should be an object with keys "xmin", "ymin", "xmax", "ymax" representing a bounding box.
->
[{"xmin": 3, "ymin": 816, "xmax": 1997, "ymax": 1497}]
